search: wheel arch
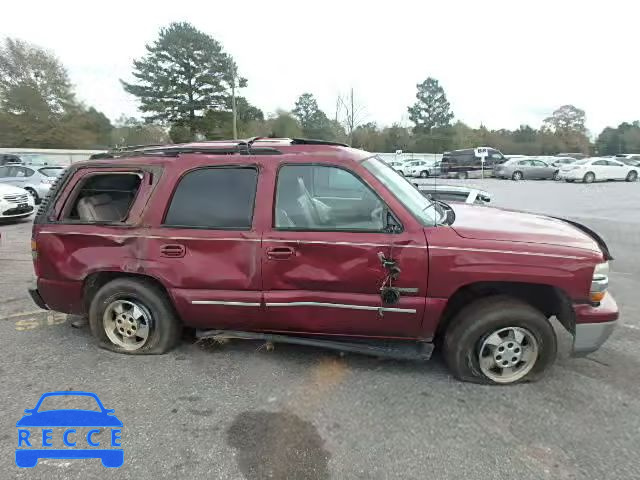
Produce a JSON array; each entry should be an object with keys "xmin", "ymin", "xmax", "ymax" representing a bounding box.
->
[
  {"xmin": 83, "ymin": 271, "xmax": 176, "ymax": 314},
  {"xmin": 435, "ymin": 281, "xmax": 576, "ymax": 341}
]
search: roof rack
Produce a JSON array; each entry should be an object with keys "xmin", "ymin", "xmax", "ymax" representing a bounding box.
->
[
  {"xmin": 291, "ymin": 138, "xmax": 350, "ymax": 147},
  {"xmin": 119, "ymin": 144, "xmax": 282, "ymax": 158}
]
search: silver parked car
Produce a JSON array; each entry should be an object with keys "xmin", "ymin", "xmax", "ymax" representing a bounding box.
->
[
  {"xmin": 494, "ymin": 158, "xmax": 559, "ymax": 181},
  {"xmin": 0, "ymin": 165, "xmax": 65, "ymax": 203}
]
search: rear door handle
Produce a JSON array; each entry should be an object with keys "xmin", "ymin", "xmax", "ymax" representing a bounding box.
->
[
  {"xmin": 267, "ymin": 246, "xmax": 295, "ymax": 259},
  {"xmin": 160, "ymin": 244, "xmax": 186, "ymax": 258}
]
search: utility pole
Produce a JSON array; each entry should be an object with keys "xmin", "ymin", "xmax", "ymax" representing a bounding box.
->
[{"xmin": 231, "ymin": 78, "xmax": 237, "ymax": 140}]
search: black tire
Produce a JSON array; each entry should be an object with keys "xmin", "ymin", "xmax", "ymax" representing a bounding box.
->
[
  {"xmin": 553, "ymin": 171, "xmax": 560, "ymax": 181},
  {"xmin": 89, "ymin": 278, "xmax": 181, "ymax": 354},
  {"xmin": 512, "ymin": 171, "xmax": 523, "ymax": 181},
  {"xmin": 25, "ymin": 187, "xmax": 39, "ymax": 204},
  {"xmin": 565, "ymin": 179, "xmax": 575, "ymax": 183},
  {"xmin": 456, "ymin": 171, "xmax": 468, "ymax": 180},
  {"xmin": 626, "ymin": 170, "xmax": 638, "ymax": 182},
  {"xmin": 419, "ymin": 170, "xmax": 429, "ymax": 178},
  {"xmin": 583, "ymin": 172, "xmax": 595, "ymax": 183},
  {"xmin": 443, "ymin": 296, "xmax": 557, "ymax": 385}
]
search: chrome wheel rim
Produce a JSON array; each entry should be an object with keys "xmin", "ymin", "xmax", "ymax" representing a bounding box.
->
[
  {"xmin": 513, "ymin": 172, "xmax": 522, "ymax": 180},
  {"xmin": 478, "ymin": 327, "xmax": 539, "ymax": 383},
  {"xmin": 103, "ymin": 299, "xmax": 152, "ymax": 350}
]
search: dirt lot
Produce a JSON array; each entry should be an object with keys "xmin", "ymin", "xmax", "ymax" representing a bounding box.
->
[{"xmin": 1, "ymin": 179, "xmax": 639, "ymax": 479}]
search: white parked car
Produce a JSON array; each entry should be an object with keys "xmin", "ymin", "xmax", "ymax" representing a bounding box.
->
[
  {"xmin": 386, "ymin": 160, "xmax": 405, "ymax": 174},
  {"xmin": 559, "ymin": 157, "xmax": 638, "ymax": 183},
  {"xmin": 403, "ymin": 160, "xmax": 438, "ymax": 178},
  {"xmin": 0, "ymin": 183, "xmax": 36, "ymax": 221}
]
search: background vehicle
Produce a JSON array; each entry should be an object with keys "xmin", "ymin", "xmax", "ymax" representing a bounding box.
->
[
  {"xmin": 416, "ymin": 184, "xmax": 491, "ymax": 204},
  {"xmin": 621, "ymin": 158, "xmax": 640, "ymax": 167},
  {"xmin": 0, "ymin": 165, "xmax": 65, "ymax": 203},
  {"xmin": 494, "ymin": 158, "xmax": 559, "ymax": 180},
  {"xmin": 440, "ymin": 147, "xmax": 505, "ymax": 179},
  {"xmin": 29, "ymin": 138, "xmax": 618, "ymax": 385},
  {"xmin": 559, "ymin": 157, "xmax": 638, "ymax": 183},
  {"xmin": 557, "ymin": 152, "xmax": 587, "ymax": 160},
  {"xmin": 550, "ymin": 157, "xmax": 576, "ymax": 168},
  {"xmin": 385, "ymin": 160, "xmax": 405, "ymax": 174},
  {"xmin": 0, "ymin": 154, "xmax": 23, "ymax": 165},
  {"xmin": 0, "ymin": 184, "xmax": 35, "ymax": 221},
  {"xmin": 402, "ymin": 159, "xmax": 437, "ymax": 177}
]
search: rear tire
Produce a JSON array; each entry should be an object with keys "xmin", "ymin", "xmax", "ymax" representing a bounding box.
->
[
  {"xmin": 456, "ymin": 171, "xmax": 468, "ymax": 180},
  {"xmin": 443, "ymin": 296, "xmax": 557, "ymax": 385},
  {"xmin": 583, "ymin": 172, "xmax": 595, "ymax": 183},
  {"xmin": 626, "ymin": 170, "xmax": 638, "ymax": 182},
  {"xmin": 553, "ymin": 171, "xmax": 560, "ymax": 181},
  {"xmin": 89, "ymin": 278, "xmax": 181, "ymax": 354}
]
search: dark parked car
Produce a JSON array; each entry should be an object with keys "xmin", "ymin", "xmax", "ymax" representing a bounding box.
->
[
  {"xmin": 440, "ymin": 147, "xmax": 506, "ymax": 179},
  {"xmin": 29, "ymin": 138, "xmax": 618, "ymax": 385},
  {"xmin": 0, "ymin": 153, "xmax": 23, "ymax": 165}
]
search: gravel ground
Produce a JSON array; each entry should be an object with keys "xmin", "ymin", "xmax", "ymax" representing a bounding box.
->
[{"xmin": 0, "ymin": 178, "xmax": 638, "ymax": 479}]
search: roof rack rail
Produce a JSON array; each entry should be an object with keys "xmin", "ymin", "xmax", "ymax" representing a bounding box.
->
[
  {"xmin": 291, "ymin": 138, "xmax": 350, "ymax": 147},
  {"xmin": 119, "ymin": 145, "xmax": 282, "ymax": 158}
]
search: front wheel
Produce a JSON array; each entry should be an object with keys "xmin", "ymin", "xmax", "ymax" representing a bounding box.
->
[
  {"xmin": 626, "ymin": 170, "xmax": 638, "ymax": 182},
  {"xmin": 553, "ymin": 171, "xmax": 560, "ymax": 181},
  {"xmin": 89, "ymin": 278, "xmax": 181, "ymax": 354},
  {"xmin": 443, "ymin": 296, "xmax": 557, "ymax": 385},
  {"xmin": 419, "ymin": 170, "xmax": 429, "ymax": 178},
  {"xmin": 512, "ymin": 171, "xmax": 523, "ymax": 181},
  {"xmin": 456, "ymin": 171, "xmax": 468, "ymax": 180},
  {"xmin": 25, "ymin": 188, "xmax": 39, "ymax": 204}
]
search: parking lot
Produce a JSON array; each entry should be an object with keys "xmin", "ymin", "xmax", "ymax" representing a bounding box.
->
[{"xmin": 1, "ymin": 178, "xmax": 639, "ymax": 479}]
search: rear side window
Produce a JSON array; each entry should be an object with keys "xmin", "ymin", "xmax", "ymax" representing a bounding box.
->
[
  {"xmin": 65, "ymin": 173, "xmax": 142, "ymax": 223},
  {"xmin": 164, "ymin": 167, "xmax": 258, "ymax": 229}
]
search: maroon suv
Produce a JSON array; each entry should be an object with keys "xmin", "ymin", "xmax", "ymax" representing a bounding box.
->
[{"xmin": 28, "ymin": 138, "xmax": 619, "ymax": 384}]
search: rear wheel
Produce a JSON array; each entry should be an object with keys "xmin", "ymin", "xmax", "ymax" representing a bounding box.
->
[
  {"xmin": 583, "ymin": 172, "xmax": 595, "ymax": 183},
  {"xmin": 626, "ymin": 170, "xmax": 638, "ymax": 182},
  {"xmin": 443, "ymin": 296, "xmax": 557, "ymax": 385},
  {"xmin": 89, "ymin": 278, "xmax": 181, "ymax": 354},
  {"xmin": 553, "ymin": 171, "xmax": 560, "ymax": 181},
  {"xmin": 512, "ymin": 171, "xmax": 523, "ymax": 181},
  {"xmin": 419, "ymin": 170, "xmax": 430, "ymax": 178},
  {"xmin": 456, "ymin": 171, "xmax": 468, "ymax": 180}
]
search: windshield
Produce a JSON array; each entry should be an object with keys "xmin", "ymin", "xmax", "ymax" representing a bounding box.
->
[{"xmin": 363, "ymin": 156, "xmax": 440, "ymax": 226}]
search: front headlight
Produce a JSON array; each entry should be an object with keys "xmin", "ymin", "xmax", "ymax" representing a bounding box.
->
[{"xmin": 590, "ymin": 262, "xmax": 609, "ymax": 303}]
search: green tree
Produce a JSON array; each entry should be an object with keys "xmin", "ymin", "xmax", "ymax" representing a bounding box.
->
[
  {"xmin": 199, "ymin": 97, "xmax": 264, "ymax": 139},
  {"xmin": 265, "ymin": 111, "xmax": 302, "ymax": 138},
  {"xmin": 0, "ymin": 37, "xmax": 112, "ymax": 148},
  {"xmin": 407, "ymin": 77, "xmax": 454, "ymax": 133},
  {"xmin": 543, "ymin": 105, "xmax": 587, "ymax": 134},
  {"xmin": 122, "ymin": 22, "xmax": 237, "ymax": 137},
  {"xmin": 111, "ymin": 116, "xmax": 169, "ymax": 147},
  {"xmin": 292, "ymin": 93, "xmax": 336, "ymax": 140}
]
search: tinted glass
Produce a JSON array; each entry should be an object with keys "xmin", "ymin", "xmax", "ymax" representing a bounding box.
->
[
  {"xmin": 165, "ymin": 167, "xmax": 258, "ymax": 229},
  {"xmin": 606, "ymin": 160, "xmax": 623, "ymax": 166},
  {"xmin": 275, "ymin": 165, "xmax": 385, "ymax": 231},
  {"xmin": 592, "ymin": 160, "xmax": 607, "ymax": 166},
  {"xmin": 533, "ymin": 160, "xmax": 548, "ymax": 167}
]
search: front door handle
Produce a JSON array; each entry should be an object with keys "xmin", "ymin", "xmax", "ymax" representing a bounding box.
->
[
  {"xmin": 267, "ymin": 246, "xmax": 295, "ymax": 260},
  {"xmin": 160, "ymin": 244, "xmax": 186, "ymax": 258}
]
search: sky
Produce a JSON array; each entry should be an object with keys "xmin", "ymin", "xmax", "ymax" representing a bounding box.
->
[{"xmin": 3, "ymin": 0, "xmax": 639, "ymax": 135}]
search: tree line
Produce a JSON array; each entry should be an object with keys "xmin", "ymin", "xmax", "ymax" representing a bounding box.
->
[{"xmin": 1, "ymin": 24, "xmax": 639, "ymax": 155}]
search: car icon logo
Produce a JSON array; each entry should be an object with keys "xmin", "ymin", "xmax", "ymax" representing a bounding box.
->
[{"xmin": 16, "ymin": 391, "xmax": 123, "ymax": 468}]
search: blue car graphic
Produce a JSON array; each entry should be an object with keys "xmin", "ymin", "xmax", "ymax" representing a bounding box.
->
[{"xmin": 16, "ymin": 391, "xmax": 123, "ymax": 468}]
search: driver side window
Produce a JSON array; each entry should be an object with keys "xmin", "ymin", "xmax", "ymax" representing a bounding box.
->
[{"xmin": 275, "ymin": 165, "xmax": 386, "ymax": 231}]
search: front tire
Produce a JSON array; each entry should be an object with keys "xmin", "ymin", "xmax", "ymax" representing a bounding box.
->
[
  {"xmin": 553, "ymin": 171, "xmax": 560, "ymax": 181},
  {"xmin": 456, "ymin": 171, "xmax": 468, "ymax": 180},
  {"xmin": 419, "ymin": 170, "xmax": 430, "ymax": 178},
  {"xmin": 512, "ymin": 171, "xmax": 523, "ymax": 181},
  {"xmin": 443, "ymin": 296, "xmax": 557, "ymax": 385},
  {"xmin": 89, "ymin": 278, "xmax": 181, "ymax": 354},
  {"xmin": 626, "ymin": 170, "xmax": 638, "ymax": 182},
  {"xmin": 25, "ymin": 188, "xmax": 39, "ymax": 204}
]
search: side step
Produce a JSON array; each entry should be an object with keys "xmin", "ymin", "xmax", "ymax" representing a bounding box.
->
[{"xmin": 195, "ymin": 329, "xmax": 434, "ymax": 361}]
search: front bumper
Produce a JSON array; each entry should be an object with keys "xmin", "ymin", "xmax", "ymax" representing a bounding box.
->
[
  {"xmin": 572, "ymin": 293, "xmax": 618, "ymax": 356},
  {"xmin": 28, "ymin": 287, "xmax": 49, "ymax": 310}
]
